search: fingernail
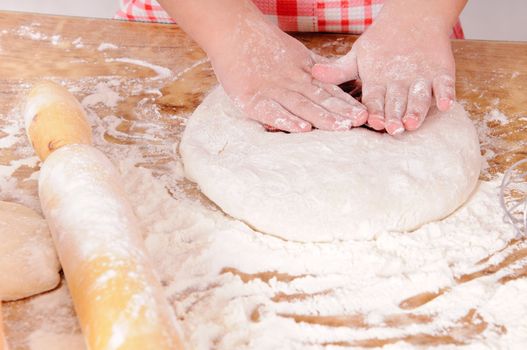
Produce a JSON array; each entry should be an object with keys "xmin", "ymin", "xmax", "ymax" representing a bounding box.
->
[
  {"xmin": 391, "ymin": 127, "xmax": 404, "ymax": 135},
  {"xmin": 352, "ymin": 110, "xmax": 368, "ymax": 127},
  {"xmin": 368, "ymin": 114, "xmax": 384, "ymax": 130},
  {"xmin": 438, "ymin": 98, "xmax": 453, "ymax": 111},
  {"xmin": 402, "ymin": 114, "xmax": 420, "ymax": 130},
  {"xmin": 386, "ymin": 121, "xmax": 404, "ymax": 135}
]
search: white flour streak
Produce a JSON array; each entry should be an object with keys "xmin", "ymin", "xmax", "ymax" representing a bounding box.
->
[
  {"xmin": 106, "ymin": 58, "xmax": 173, "ymax": 80},
  {"xmin": 98, "ymin": 43, "xmax": 118, "ymax": 52},
  {"xmin": 174, "ymin": 58, "xmax": 210, "ymax": 80}
]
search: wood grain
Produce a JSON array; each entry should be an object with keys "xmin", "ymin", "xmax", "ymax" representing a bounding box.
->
[{"xmin": 1, "ymin": 10, "xmax": 527, "ymax": 349}]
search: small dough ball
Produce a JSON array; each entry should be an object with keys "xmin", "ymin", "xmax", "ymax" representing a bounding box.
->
[{"xmin": 0, "ymin": 201, "xmax": 61, "ymax": 301}]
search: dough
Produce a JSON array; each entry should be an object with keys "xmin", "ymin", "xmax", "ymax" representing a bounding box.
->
[
  {"xmin": 0, "ymin": 201, "xmax": 61, "ymax": 301},
  {"xmin": 180, "ymin": 87, "xmax": 481, "ymax": 242}
]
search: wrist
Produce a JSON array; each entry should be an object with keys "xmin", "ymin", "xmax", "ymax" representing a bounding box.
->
[
  {"xmin": 206, "ymin": 19, "xmax": 284, "ymax": 68},
  {"xmin": 158, "ymin": 0, "xmax": 268, "ymax": 57}
]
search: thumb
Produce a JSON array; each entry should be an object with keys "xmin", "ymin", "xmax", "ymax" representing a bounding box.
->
[{"xmin": 311, "ymin": 51, "xmax": 358, "ymax": 85}]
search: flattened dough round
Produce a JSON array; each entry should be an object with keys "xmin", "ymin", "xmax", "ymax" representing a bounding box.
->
[
  {"xmin": 0, "ymin": 201, "xmax": 61, "ymax": 300},
  {"xmin": 180, "ymin": 87, "xmax": 481, "ymax": 242}
]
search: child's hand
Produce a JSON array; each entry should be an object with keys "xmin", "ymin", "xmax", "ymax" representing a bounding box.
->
[
  {"xmin": 209, "ymin": 24, "xmax": 367, "ymax": 132},
  {"xmin": 312, "ymin": 1, "xmax": 463, "ymax": 135},
  {"xmin": 158, "ymin": 0, "xmax": 367, "ymax": 132}
]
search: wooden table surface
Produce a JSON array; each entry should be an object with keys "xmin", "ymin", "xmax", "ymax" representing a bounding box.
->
[{"xmin": 1, "ymin": 11, "xmax": 527, "ymax": 349}]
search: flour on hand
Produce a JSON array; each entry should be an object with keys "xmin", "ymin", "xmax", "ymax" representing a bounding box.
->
[{"xmin": 180, "ymin": 87, "xmax": 482, "ymax": 241}]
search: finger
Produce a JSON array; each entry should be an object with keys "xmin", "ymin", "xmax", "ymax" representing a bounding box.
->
[
  {"xmin": 362, "ymin": 84, "xmax": 386, "ymax": 131},
  {"xmin": 403, "ymin": 79, "xmax": 432, "ymax": 131},
  {"xmin": 275, "ymin": 90, "xmax": 352, "ymax": 131},
  {"xmin": 315, "ymin": 81, "xmax": 362, "ymax": 105},
  {"xmin": 303, "ymin": 83, "xmax": 368, "ymax": 127},
  {"xmin": 311, "ymin": 51, "xmax": 359, "ymax": 85},
  {"xmin": 432, "ymin": 74, "xmax": 455, "ymax": 112},
  {"xmin": 250, "ymin": 98, "xmax": 312, "ymax": 133},
  {"xmin": 384, "ymin": 82, "xmax": 408, "ymax": 135}
]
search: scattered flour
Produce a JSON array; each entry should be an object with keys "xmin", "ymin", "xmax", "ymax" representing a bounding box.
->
[
  {"xmin": 11, "ymin": 24, "xmax": 66, "ymax": 48},
  {"xmin": 0, "ymin": 122, "xmax": 20, "ymax": 149},
  {"xmin": 1, "ymin": 55, "xmax": 526, "ymax": 349},
  {"xmin": 0, "ymin": 105, "xmax": 41, "ymax": 210},
  {"xmin": 15, "ymin": 25, "xmax": 47, "ymax": 41},
  {"xmin": 118, "ymin": 159, "xmax": 526, "ymax": 349},
  {"xmin": 72, "ymin": 37, "xmax": 84, "ymax": 49},
  {"xmin": 485, "ymin": 109, "xmax": 509, "ymax": 124},
  {"xmin": 50, "ymin": 35, "xmax": 61, "ymax": 46},
  {"xmin": 81, "ymin": 82, "xmax": 122, "ymax": 108},
  {"xmin": 23, "ymin": 284, "xmax": 83, "ymax": 350}
]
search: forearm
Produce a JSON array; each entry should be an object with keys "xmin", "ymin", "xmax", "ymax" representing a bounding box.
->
[
  {"xmin": 156, "ymin": 0, "xmax": 267, "ymax": 56},
  {"xmin": 376, "ymin": 0, "xmax": 468, "ymax": 33}
]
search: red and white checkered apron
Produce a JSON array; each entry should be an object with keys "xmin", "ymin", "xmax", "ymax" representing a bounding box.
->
[{"xmin": 116, "ymin": 0, "xmax": 464, "ymax": 38}]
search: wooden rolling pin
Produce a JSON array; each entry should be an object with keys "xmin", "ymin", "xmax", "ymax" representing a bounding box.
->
[{"xmin": 25, "ymin": 81, "xmax": 184, "ymax": 350}]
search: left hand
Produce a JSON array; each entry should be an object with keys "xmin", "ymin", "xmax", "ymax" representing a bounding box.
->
[{"xmin": 312, "ymin": 15, "xmax": 456, "ymax": 135}]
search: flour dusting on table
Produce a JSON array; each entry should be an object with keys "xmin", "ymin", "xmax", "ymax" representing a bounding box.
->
[
  {"xmin": 1, "ymin": 42, "xmax": 527, "ymax": 348},
  {"xmin": 120, "ymin": 159, "xmax": 526, "ymax": 349}
]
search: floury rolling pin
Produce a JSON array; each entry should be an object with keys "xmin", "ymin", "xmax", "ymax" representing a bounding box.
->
[{"xmin": 24, "ymin": 82, "xmax": 184, "ymax": 349}]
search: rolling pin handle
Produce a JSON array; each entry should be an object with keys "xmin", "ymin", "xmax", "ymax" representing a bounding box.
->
[{"xmin": 24, "ymin": 81, "xmax": 93, "ymax": 161}]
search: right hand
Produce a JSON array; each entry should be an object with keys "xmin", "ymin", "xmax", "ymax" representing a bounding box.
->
[{"xmin": 208, "ymin": 21, "xmax": 368, "ymax": 132}]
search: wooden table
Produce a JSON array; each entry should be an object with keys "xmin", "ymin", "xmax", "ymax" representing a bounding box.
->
[{"xmin": 1, "ymin": 11, "xmax": 527, "ymax": 349}]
